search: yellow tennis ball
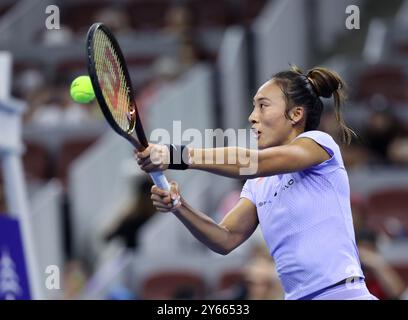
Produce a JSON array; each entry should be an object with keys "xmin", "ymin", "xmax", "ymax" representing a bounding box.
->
[{"xmin": 70, "ymin": 75, "xmax": 95, "ymax": 103}]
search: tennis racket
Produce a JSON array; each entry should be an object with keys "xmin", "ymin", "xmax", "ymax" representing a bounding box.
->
[{"xmin": 86, "ymin": 22, "xmax": 172, "ymax": 195}]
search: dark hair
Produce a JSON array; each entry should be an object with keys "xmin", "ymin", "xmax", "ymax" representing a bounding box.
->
[{"xmin": 272, "ymin": 65, "xmax": 356, "ymax": 144}]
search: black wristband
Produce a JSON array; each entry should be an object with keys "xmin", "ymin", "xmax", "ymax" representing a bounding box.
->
[{"xmin": 166, "ymin": 144, "xmax": 190, "ymax": 170}]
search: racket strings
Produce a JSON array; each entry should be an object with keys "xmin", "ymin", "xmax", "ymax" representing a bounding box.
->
[{"xmin": 93, "ymin": 29, "xmax": 133, "ymax": 133}]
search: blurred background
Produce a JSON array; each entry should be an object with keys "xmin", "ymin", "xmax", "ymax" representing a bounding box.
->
[{"xmin": 0, "ymin": 0, "xmax": 408, "ymax": 300}]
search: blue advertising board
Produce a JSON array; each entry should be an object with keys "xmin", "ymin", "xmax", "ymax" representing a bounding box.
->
[{"xmin": 0, "ymin": 214, "xmax": 31, "ymax": 300}]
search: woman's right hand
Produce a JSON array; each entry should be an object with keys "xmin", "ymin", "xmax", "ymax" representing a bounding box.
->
[
  {"xmin": 151, "ymin": 181, "xmax": 181, "ymax": 212},
  {"xmin": 136, "ymin": 144, "xmax": 169, "ymax": 173}
]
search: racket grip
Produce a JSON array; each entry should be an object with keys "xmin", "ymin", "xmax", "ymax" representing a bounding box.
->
[{"xmin": 149, "ymin": 171, "xmax": 179, "ymax": 206}]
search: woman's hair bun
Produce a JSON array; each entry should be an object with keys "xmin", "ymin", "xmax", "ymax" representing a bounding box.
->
[{"xmin": 307, "ymin": 67, "xmax": 343, "ymax": 98}]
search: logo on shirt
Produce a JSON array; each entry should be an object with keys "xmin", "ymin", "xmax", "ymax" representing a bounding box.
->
[
  {"xmin": 258, "ymin": 200, "xmax": 272, "ymax": 207},
  {"xmin": 258, "ymin": 178, "xmax": 296, "ymax": 207}
]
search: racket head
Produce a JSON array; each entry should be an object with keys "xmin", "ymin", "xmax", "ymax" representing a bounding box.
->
[{"xmin": 86, "ymin": 22, "xmax": 148, "ymax": 149}]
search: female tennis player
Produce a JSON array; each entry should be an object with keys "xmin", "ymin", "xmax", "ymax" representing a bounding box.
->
[{"xmin": 136, "ymin": 66, "xmax": 378, "ymax": 300}]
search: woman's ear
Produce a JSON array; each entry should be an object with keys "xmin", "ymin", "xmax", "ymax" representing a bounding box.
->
[{"xmin": 289, "ymin": 106, "xmax": 305, "ymax": 125}]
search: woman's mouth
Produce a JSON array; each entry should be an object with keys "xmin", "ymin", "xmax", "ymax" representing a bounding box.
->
[{"xmin": 251, "ymin": 129, "xmax": 261, "ymax": 139}]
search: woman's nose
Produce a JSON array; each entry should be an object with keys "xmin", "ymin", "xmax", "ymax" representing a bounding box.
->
[{"xmin": 249, "ymin": 110, "xmax": 258, "ymax": 124}]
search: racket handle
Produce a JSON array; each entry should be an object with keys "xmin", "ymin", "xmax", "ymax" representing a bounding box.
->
[
  {"xmin": 149, "ymin": 171, "xmax": 179, "ymax": 206},
  {"xmin": 149, "ymin": 171, "xmax": 170, "ymax": 190}
]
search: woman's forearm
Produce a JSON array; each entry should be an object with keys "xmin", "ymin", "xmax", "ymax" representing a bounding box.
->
[
  {"xmin": 186, "ymin": 142, "xmax": 319, "ymax": 179},
  {"xmin": 173, "ymin": 198, "xmax": 233, "ymax": 255},
  {"xmin": 188, "ymin": 147, "xmax": 260, "ymax": 179}
]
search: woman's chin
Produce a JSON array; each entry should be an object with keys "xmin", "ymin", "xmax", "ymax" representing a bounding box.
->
[
  {"xmin": 257, "ymin": 142, "xmax": 268, "ymax": 150},
  {"xmin": 258, "ymin": 140, "xmax": 278, "ymax": 149}
]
